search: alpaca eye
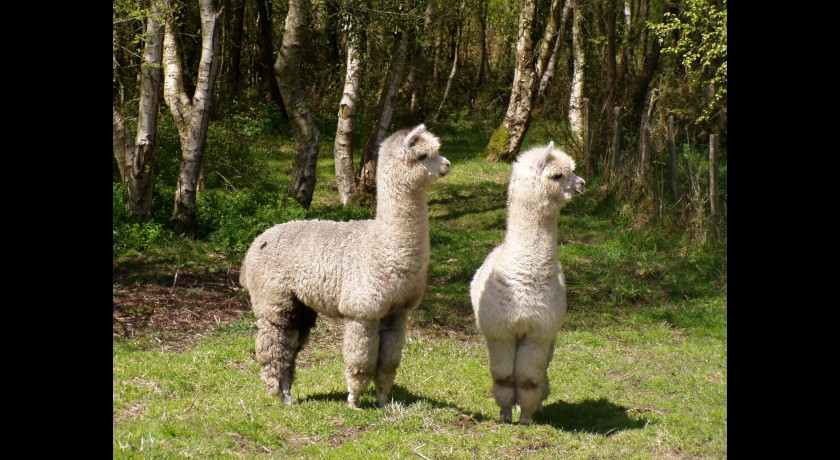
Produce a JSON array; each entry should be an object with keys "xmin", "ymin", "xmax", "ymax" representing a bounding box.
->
[
  {"xmin": 417, "ymin": 154, "xmax": 428, "ymax": 161},
  {"xmin": 551, "ymin": 173, "xmax": 564, "ymax": 180}
]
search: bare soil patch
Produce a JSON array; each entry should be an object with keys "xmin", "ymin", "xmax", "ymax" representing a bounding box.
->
[{"xmin": 113, "ymin": 261, "xmax": 250, "ymax": 352}]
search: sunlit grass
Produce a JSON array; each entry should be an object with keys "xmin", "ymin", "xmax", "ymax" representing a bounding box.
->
[{"xmin": 114, "ymin": 122, "xmax": 726, "ymax": 458}]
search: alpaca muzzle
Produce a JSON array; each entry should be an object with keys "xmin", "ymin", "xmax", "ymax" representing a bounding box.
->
[{"xmin": 574, "ymin": 177, "xmax": 586, "ymax": 194}]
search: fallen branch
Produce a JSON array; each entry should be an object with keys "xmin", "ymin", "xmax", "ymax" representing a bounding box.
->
[
  {"xmin": 240, "ymin": 398, "xmax": 254, "ymax": 423},
  {"xmin": 165, "ymin": 269, "xmax": 180, "ymax": 306},
  {"xmin": 413, "ymin": 443, "xmax": 432, "ymax": 460}
]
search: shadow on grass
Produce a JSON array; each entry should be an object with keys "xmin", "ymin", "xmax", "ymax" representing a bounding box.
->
[
  {"xmin": 535, "ymin": 397, "xmax": 648, "ymax": 434},
  {"xmin": 300, "ymin": 386, "xmax": 491, "ymax": 422}
]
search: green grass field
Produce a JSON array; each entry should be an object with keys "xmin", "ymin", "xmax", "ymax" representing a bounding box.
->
[{"xmin": 113, "ymin": 126, "xmax": 726, "ymax": 458}]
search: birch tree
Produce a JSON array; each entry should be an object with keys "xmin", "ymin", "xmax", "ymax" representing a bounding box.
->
[
  {"xmin": 276, "ymin": 0, "xmax": 322, "ymax": 208},
  {"xmin": 333, "ymin": 7, "xmax": 363, "ymax": 205},
  {"xmin": 163, "ymin": 0, "xmax": 223, "ymax": 236},
  {"xmin": 569, "ymin": 0, "xmax": 585, "ymax": 140},
  {"xmin": 357, "ymin": 32, "xmax": 410, "ymax": 204},
  {"xmin": 486, "ymin": 0, "xmax": 564, "ymax": 162},
  {"xmin": 536, "ymin": 0, "xmax": 572, "ymax": 101},
  {"xmin": 112, "ymin": 0, "xmax": 166, "ymax": 221}
]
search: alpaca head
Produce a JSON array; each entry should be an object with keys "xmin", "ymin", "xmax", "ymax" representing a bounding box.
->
[
  {"xmin": 510, "ymin": 141, "xmax": 586, "ymax": 212},
  {"xmin": 377, "ymin": 124, "xmax": 450, "ymax": 193}
]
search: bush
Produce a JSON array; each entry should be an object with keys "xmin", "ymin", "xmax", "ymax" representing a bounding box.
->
[
  {"xmin": 113, "ymin": 182, "xmax": 173, "ymax": 257},
  {"xmin": 196, "ymin": 189, "xmax": 308, "ymax": 253}
]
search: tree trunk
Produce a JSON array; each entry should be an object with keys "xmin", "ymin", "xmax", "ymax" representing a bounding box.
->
[
  {"xmin": 333, "ymin": 24, "xmax": 363, "ymax": 206},
  {"xmin": 112, "ymin": 108, "xmax": 131, "ymax": 183},
  {"xmin": 223, "ymin": 0, "xmax": 245, "ymax": 100},
  {"xmin": 709, "ymin": 133, "xmax": 719, "ymax": 240},
  {"xmin": 581, "ymin": 97, "xmax": 592, "ymax": 177},
  {"xmin": 164, "ymin": 0, "xmax": 223, "ymax": 236},
  {"xmin": 603, "ymin": 0, "xmax": 617, "ymax": 131},
  {"xmin": 474, "ymin": 0, "xmax": 492, "ymax": 86},
  {"xmin": 626, "ymin": 0, "xmax": 661, "ymax": 117},
  {"xmin": 112, "ymin": 0, "xmax": 165, "ymax": 221},
  {"xmin": 357, "ymin": 33, "xmax": 410, "ymax": 204},
  {"xmin": 255, "ymin": 0, "xmax": 287, "ymax": 117},
  {"xmin": 668, "ymin": 114, "xmax": 679, "ymax": 204},
  {"xmin": 608, "ymin": 105, "xmax": 621, "ymax": 182},
  {"xmin": 485, "ymin": 0, "xmax": 538, "ymax": 162},
  {"xmin": 276, "ymin": 0, "xmax": 322, "ymax": 209},
  {"xmin": 537, "ymin": 0, "xmax": 572, "ymax": 101},
  {"xmin": 535, "ymin": 0, "xmax": 564, "ymax": 83},
  {"xmin": 569, "ymin": 0, "xmax": 584, "ymax": 140},
  {"xmin": 409, "ymin": 0, "xmax": 437, "ymax": 123},
  {"xmin": 638, "ymin": 88, "xmax": 657, "ymax": 179},
  {"xmin": 434, "ymin": 1, "xmax": 464, "ymax": 122}
]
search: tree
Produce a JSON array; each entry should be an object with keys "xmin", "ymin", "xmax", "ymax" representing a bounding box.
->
[
  {"xmin": 536, "ymin": 0, "xmax": 572, "ymax": 102},
  {"xmin": 220, "ymin": 0, "xmax": 245, "ymax": 106},
  {"xmin": 568, "ymin": 0, "xmax": 584, "ymax": 140},
  {"xmin": 357, "ymin": 31, "xmax": 410, "ymax": 204},
  {"xmin": 406, "ymin": 0, "xmax": 437, "ymax": 124},
  {"xmin": 333, "ymin": 1, "xmax": 364, "ymax": 205},
  {"xmin": 112, "ymin": 0, "xmax": 166, "ymax": 221},
  {"xmin": 434, "ymin": 0, "xmax": 465, "ymax": 121},
  {"xmin": 275, "ymin": 0, "xmax": 322, "ymax": 209},
  {"xmin": 486, "ymin": 0, "xmax": 565, "ymax": 162},
  {"xmin": 163, "ymin": 0, "xmax": 224, "ymax": 236},
  {"xmin": 254, "ymin": 0, "xmax": 287, "ymax": 116},
  {"xmin": 650, "ymin": 0, "xmax": 726, "ymax": 129}
]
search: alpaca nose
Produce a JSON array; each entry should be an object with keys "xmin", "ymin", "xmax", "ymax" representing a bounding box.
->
[
  {"xmin": 574, "ymin": 177, "xmax": 586, "ymax": 194},
  {"xmin": 439, "ymin": 158, "xmax": 451, "ymax": 176}
]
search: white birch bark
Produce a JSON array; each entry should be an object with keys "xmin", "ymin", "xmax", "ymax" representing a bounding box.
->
[
  {"xmin": 537, "ymin": 0, "xmax": 572, "ymax": 100},
  {"xmin": 163, "ymin": 0, "xmax": 223, "ymax": 236},
  {"xmin": 357, "ymin": 33, "xmax": 409, "ymax": 202},
  {"xmin": 569, "ymin": 0, "xmax": 584, "ymax": 140},
  {"xmin": 333, "ymin": 24, "xmax": 362, "ymax": 205},
  {"xmin": 112, "ymin": 0, "xmax": 165, "ymax": 220},
  {"xmin": 275, "ymin": 0, "xmax": 322, "ymax": 209},
  {"xmin": 502, "ymin": 0, "xmax": 538, "ymax": 159}
]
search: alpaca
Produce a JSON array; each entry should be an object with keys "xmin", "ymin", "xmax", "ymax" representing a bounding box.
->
[
  {"xmin": 470, "ymin": 141, "xmax": 585, "ymax": 424},
  {"xmin": 240, "ymin": 124, "xmax": 450, "ymax": 408}
]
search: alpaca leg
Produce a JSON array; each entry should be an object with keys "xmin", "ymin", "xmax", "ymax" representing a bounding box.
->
[
  {"xmin": 486, "ymin": 338, "xmax": 517, "ymax": 423},
  {"xmin": 537, "ymin": 339, "xmax": 556, "ymax": 412},
  {"xmin": 287, "ymin": 300, "xmax": 319, "ymax": 391},
  {"xmin": 343, "ymin": 318, "xmax": 380, "ymax": 408},
  {"xmin": 375, "ymin": 312, "xmax": 410, "ymax": 407},
  {"xmin": 255, "ymin": 316, "xmax": 299, "ymax": 405},
  {"xmin": 513, "ymin": 338, "xmax": 553, "ymax": 424}
]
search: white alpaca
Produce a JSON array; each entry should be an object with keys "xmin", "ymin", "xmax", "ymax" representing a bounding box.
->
[
  {"xmin": 470, "ymin": 141, "xmax": 585, "ymax": 424},
  {"xmin": 240, "ymin": 124, "xmax": 450, "ymax": 408}
]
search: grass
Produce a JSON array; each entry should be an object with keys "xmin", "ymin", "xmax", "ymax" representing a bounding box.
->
[{"xmin": 113, "ymin": 123, "xmax": 727, "ymax": 458}]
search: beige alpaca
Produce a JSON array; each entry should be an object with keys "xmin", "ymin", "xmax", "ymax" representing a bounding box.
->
[
  {"xmin": 240, "ymin": 124, "xmax": 450, "ymax": 408},
  {"xmin": 470, "ymin": 142, "xmax": 585, "ymax": 424}
]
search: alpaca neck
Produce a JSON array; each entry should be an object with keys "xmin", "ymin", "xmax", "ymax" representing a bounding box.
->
[
  {"xmin": 373, "ymin": 188, "xmax": 430, "ymax": 251},
  {"xmin": 502, "ymin": 201, "xmax": 560, "ymax": 267}
]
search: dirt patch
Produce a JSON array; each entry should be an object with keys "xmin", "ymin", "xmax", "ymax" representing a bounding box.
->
[{"xmin": 113, "ymin": 264, "xmax": 250, "ymax": 352}]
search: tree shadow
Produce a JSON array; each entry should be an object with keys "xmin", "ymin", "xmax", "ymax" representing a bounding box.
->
[
  {"xmin": 299, "ymin": 386, "xmax": 490, "ymax": 422},
  {"xmin": 534, "ymin": 397, "xmax": 648, "ymax": 434}
]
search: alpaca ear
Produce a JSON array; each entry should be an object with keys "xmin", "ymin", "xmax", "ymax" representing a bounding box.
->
[
  {"xmin": 404, "ymin": 124, "xmax": 426, "ymax": 147},
  {"xmin": 535, "ymin": 141, "xmax": 554, "ymax": 174}
]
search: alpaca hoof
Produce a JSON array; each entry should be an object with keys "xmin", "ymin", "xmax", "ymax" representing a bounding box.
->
[
  {"xmin": 348, "ymin": 394, "xmax": 362, "ymax": 410},
  {"xmin": 519, "ymin": 414, "xmax": 533, "ymax": 425},
  {"xmin": 500, "ymin": 407, "xmax": 513, "ymax": 424},
  {"xmin": 376, "ymin": 394, "xmax": 390, "ymax": 408},
  {"xmin": 283, "ymin": 394, "xmax": 294, "ymax": 406}
]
